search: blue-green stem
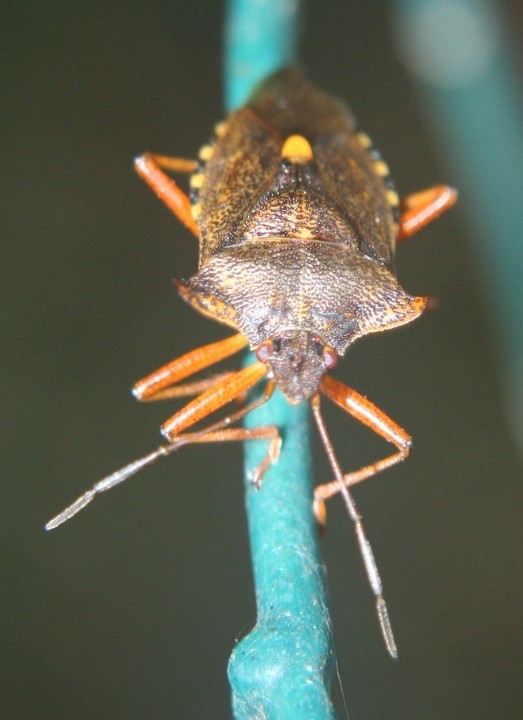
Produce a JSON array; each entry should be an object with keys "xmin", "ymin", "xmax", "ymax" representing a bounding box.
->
[
  {"xmin": 224, "ymin": 0, "xmax": 299, "ymax": 110},
  {"xmin": 224, "ymin": 1, "xmax": 337, "ymax": 717},
  {"xmin": 229, "ymin": 387, "xmax": 336, "ymax": 719}
]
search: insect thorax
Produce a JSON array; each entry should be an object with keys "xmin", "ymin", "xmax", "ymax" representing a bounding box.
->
[
  {"xmin": 178, "ymin": 238, "xmax": 425, "ymax": 360},
  {"xmin": 180, "ymin": 73, "xmax": 426, "ymax": 379}
]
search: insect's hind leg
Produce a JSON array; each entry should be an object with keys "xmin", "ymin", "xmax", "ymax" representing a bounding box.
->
[
  {"xmin": 134, "ymin": 153, "xmax": 199, "ymax": 236},
  {"xmin": 146, "ymin": 155, "xmax": 199, "ymax": 174},
  {"xmin": 313, "ymin": 448, "xmax": 410, "ymax": 527}
]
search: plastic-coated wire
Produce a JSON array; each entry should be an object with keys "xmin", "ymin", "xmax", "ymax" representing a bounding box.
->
[
  {"xmin": 224, "ymin": 0, "xmax": 299, "ymax": 111},
  {"xmin": 224, "ymin": 1, "xmax": 337, "ymax": 717}
]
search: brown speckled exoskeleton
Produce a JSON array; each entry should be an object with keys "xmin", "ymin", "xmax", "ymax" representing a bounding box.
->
[{"xmin": 46, "ymin": 70, "xmax": 456, "ymax": 656}]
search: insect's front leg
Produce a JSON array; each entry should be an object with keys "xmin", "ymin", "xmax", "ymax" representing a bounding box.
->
[
  {"xmin": 313, "ymin": 374, "xmax": 412, "ymax": 526},
  {"xmin": 133, "ymin": 334, "xmax": 248, "ymax": 402}
]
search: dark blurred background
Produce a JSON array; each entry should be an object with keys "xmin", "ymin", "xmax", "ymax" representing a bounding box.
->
[{"xmin": 2, "ymin": 1, "xmax": 523, "ymax": 717}]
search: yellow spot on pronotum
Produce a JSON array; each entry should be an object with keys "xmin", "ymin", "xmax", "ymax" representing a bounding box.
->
[
  {"xmin": 189, "ymin": 173, "xmax": 205, "ymax": 189},
  {"xmin": 356, "ymin": 132, "xmax": 372, "ymax": 149},
  {"xmin": 386, "ymin": 189, "xmax": 400, "ymax": 207},
  {"xmin": 198, "ymin": 144, "xmax": 214, "ymax": 162},
  {"xmin": 281, "ymin": 135, "xmax": 313, "ymax": 163},
  {"xmin": 373, "ymin": 160, "xmax": 390, "ymax": 177},
  {"xmin": 191, "ymin": 202, "xmax": 201, "ymax": 220}
]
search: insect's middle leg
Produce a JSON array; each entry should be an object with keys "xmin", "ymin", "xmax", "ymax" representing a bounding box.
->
[
  {"xmin": 397, "ymin": 184, "xmax": 457, "ymax": 242},
  {"xmin": 176, "ymin": 425, "xmax": 281, "ymax": 488},
  {"xmin": 314, "ymin": 374, "xmax": 412, "ymax": 525}
]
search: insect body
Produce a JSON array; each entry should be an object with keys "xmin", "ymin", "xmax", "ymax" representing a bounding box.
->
[{"xmin": 47, "ymin": 69, "xmax": 456, "ymax": 657}]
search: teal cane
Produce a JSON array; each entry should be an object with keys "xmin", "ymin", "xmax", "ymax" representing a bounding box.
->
[{"xmin": 224, "ymin": 1, "xmax": 337, "ymax": 717}]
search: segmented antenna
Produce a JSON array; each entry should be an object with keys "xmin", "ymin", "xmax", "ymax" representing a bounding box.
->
[
  {"xmin": 45, "ymin": 444, "xmax": 177, "ymax": 530},
  {"xmin": 311, "ymin": 393, "xmax": 398, "ymax": 659},
  {"xmin": 46, "ymin": 381, "xmax": 275, "ymax": 531}
]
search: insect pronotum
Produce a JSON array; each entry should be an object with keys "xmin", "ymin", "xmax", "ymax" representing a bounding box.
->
[{"xmin": 47, "ymin": 70, "xmax": 456, "ymax": 657}]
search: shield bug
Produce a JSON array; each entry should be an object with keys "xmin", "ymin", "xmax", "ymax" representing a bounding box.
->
[{"xmin": 46, "ymin": 69, "xmax": 456, "ymax": 656}]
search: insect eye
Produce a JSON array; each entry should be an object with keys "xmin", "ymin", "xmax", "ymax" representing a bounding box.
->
[
  {"xmin": 272, "ymin": 337, "xmax": 282, "ymax": 353},
  {"xmin": 255, "ymin": 341, "xmax": 272, "ymax": 363},
  {"xmin": 312, "ymin": 336, "xmax": 324, "ymax": 357},
  {"xmin": 323, "ymin": 346, "xmax": 338, "ymax": 370}
]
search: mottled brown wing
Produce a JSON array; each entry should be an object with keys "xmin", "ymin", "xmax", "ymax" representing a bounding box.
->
[
  {"xmin": 196, "ymin": 68, "xmax": 396, "ymax": 266},
  {"xmin": 195, "ymin": 107, "xmax": 282, "ymax": 264},
  {"xmin": 248, "ymin": 69, "xmax": 397, "ymax": 265}
]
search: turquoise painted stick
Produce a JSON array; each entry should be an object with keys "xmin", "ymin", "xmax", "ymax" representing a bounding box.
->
[
  {"xmin": 224, "ymin": 0, "xmax": 299, "ymax": 110},
  {"xmin": 229, "ymin": 391, "xmax": 336, "ymax": 719},
  {"xmin": 224, "ymin": 1, "xmax": 337, "ymax": 717}
]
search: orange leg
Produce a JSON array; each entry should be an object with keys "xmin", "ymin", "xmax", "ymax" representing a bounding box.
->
[
  {"xmin": 134, "ymin": 152, "xmax": 199, "ymax": 237},
  {"xmin": 175, "ymin": 422, "xmax": 281, "ymax": 488},
  {"xmin": 139, "ymin": 372, "xmax": 234, "ymax": 401},
  {"xmin": 147, "ymin": 154, "xmax": 199, "ymax": 174},
  {"xmin": 147, "ymin": 356, "xmax": 278, "ymax": 486},
  {"xmin": 161, "ymin": 362, "xmax": 267, "ymax": 440},
  {"xmin": 314, "ymin": 374, "xmax": 412, "ymax": 522},
  {"xmin": 133, "ymin": 334, "xmax": 248, "ymax": 401},
  {"xmin": 397, "ymin": 184, "xmax": 457, "ymax": 242},
  {"xmin": 161, "ymin": 375, "xmax": 278, "ymax": 487}
]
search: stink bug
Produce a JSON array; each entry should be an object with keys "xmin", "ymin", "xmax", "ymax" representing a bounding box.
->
[{"xmin": 46, "ymin": 69, "xmax": 456, "ymax": 656}]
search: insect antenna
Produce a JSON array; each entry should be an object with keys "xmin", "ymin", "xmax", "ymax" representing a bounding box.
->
[
  {"xmin": 46, "ymin": 370, "xmax": 274, "ymax": 531},
  {"xmin": 311, "ymin": 393, "xmax": 398, "ymax": 659},
  {"xmin": 45, "ymin": 439, "xmax": 190, "ymax": 530}
]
